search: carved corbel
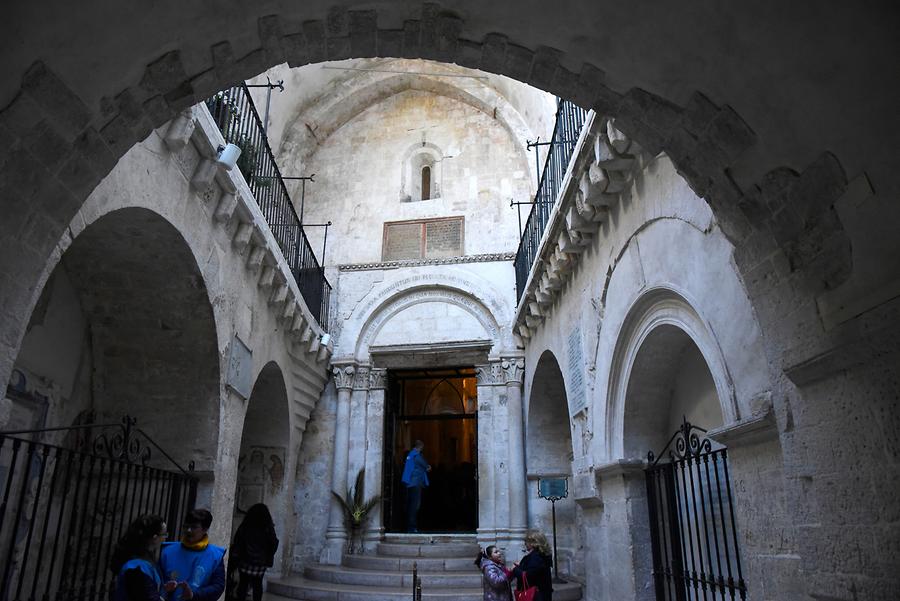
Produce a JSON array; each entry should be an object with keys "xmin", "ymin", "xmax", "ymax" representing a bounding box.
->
[{"xmin": 163, "ymin": 111, "xmax": 195, "ymax": 151}]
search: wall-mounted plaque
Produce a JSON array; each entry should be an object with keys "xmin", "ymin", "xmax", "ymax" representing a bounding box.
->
[{"xmin": 383, "ymin": 217, "xmax": 464, "ymax": 261}]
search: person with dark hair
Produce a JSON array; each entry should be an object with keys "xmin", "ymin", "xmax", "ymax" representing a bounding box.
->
[
  {"xmin": 474, "ymin": 545, "xmax": 512, "ymax": 601},
  {"xmin": 400, "ymin": 440, "xmax": 431, "ymax": 533},
  {"xmin": 511, "ymin": 531, "xmax": 553, "ymax": 601},
  {"xmin": 159, "ymin": 508, "xmax": 226, "ymax": 601},
  {"xmin": 109, "ymin": 514, "xmax": 168, "ymax": 601},
  {"xmin": 230, "ymin": 503, "xmax": 279, "ymax": 601}
]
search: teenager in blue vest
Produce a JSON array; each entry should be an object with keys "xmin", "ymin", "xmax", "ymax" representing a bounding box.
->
[
  {"xmin": 401, "ymin": 440, "xmax": 431, "ymax": 533},
  {"xmin": 160, "ymin": 508, "xmax": 226, "ymax": 601},
  {"xmin": 109, "ymin": 514, "xmax": 167, "ymax": 601}
]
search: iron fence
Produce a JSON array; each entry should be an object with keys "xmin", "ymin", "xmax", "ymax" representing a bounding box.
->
[
  {"xmin": 206, "ymin": 85, "xmax": 332, "ymax": 329},
  {"xmin": 645, "ymin": 419, "xmax": 747, "ymax": 601},
  {"xmin": 514, "ymin": 99, "xmax": 588, "ymax": 300},
  {"xmin": 0, "ymin": 416, "xmax": 196, "ymax": 601}
]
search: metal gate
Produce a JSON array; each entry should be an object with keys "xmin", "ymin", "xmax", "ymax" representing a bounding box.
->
[
  {"xmin": 0, "ymin": 415, "xmax": 197, "ymax": 601},
  {"xmin": 644, "ymin": 418, "xmax": 747, "ymax": 600}
]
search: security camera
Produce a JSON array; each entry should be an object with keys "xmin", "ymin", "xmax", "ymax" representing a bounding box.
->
[
  {"xmin": 215, "ymin": 143, "xmax": 242, "ymax": 171},
  {"xmin": 320, "ymin": 333, "xmax": 331, "ymax": 346}
]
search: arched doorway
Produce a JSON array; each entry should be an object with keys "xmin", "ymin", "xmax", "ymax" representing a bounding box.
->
[
  {"xmin": 525, "ymin": 350, "xmax": 577, "ymax": 577},
  {"xmin": 1, "ymin": 207, "xmax": 220, "ymax": 600},
  {"xmin": 622, "ymin": 325, "xmax": 746, "ymax": 601},
  {"xmin": 232, "ymin": 361, "xmax": 290, "ymax": 573}
]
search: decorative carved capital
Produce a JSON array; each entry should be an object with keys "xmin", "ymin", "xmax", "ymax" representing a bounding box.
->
[
  {"xmin": 352, "ymin": 366, "xmax": 371, "ymax": 390},
  {"xmin": 501, "ymin": 357, "xmax": 525, "ymax": 385},
  {"xmin": 369, "ymin": 368, "xmax": 388, "ymax": 390},
  {"xmin": 332, "ymin": 364, "xmax": 356, "ymax": 390},
  {"xmin": 475, "ymin": 361, "xmax": 504, "ymax": 386}
]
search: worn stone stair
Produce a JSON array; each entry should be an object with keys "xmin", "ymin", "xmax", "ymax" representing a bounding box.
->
[{"xmin": 267, "ymin": 534, "xmax": 582, "ymax": 600}]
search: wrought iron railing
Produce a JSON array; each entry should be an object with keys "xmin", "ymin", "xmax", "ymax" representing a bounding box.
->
[
  {"xmin": 206, "ymin": 85, "xmax": 332, "ymax": 329},
  {"xmin": 645, "ymin": 418, "xmax": 748, "ymax": 600},
  {"xmin": 514, "ymin": 99, "xmax": 588, "ymax": 300},
  {"xmin": 0, "ymin": 415, "xmax": 196, "ymax": 601}
]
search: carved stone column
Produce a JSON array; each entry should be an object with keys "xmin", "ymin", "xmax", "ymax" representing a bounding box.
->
[
  {"xmin": 475, "ymin": 360, "xmax": 504, "ymax": 547},
  {"xmin": 363, "ymin": 368, "xmax": 387, "ymax": 550},
  {"xmin": 503, "ymin": 356, "xmax": 528, "ymax": 548},
  {"xmin": 322, "ymin": 363, "xmax": 355, "ymax": 564}
]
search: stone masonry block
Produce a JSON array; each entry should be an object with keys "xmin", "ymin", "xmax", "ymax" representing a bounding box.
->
[
  {"xmin": 401, "ymin": 20, "xmax": 421, "ymax": 59},
  {"xmin": 504, "ymin": 44, "xmax": 534, "ymax": 83},
  {"xmin": 234, "ymin": 50, "xmax": 269, "ymax": 84},
  {"xmin": 72, "ymin": 127, "xmax": 117, "ymax": 176},
  {"xmin": 681, "ymin": 91, "xmax": 719, "ymax": 137},
  {"xmin": 417, "ymin": 3, "xmax": 441, "ymax": 59},
  {"xmin": 302, "ymin": 21, "xmax": 326, "ymax": 63},
  {"xmin": 21, "ymin": 119, "xmax": 69, "ymax": 174},
  {"xmin": 326, "ymin": 6, "xmax": 348, "ymax": 37},
  {"xmin": 282, "ymin": 32, "xmax": 310, "ymax": 67},
  {"xmin": 258, "ymin": 15, "xmax": 285, "ymax": 65},
  {"xmin": 620, "ymin": 88, "xmax": 682, "ymax": 135},
  {"xmin": 211, "ymin": 42, "xmax": 239, "ymax": 83},
  {"xmin": 700, "ymin": 105, "xmax": 757, "ymax": 164},
  {"xmin": 326, "ymin": 36, "xmax": 351, "ymax": 61},
  {"xmin": 56, "ymin": 153, "xmax": 101, "ymax": 200},
  {"xmin": 191, "ymin": 159, "xmax": 217, "ymax": 192},
  {"xmin": 530, "ymin": 47, "xmax": 562, "ymax": 91},
  {"xmin": 481, "ymin": 33, "xmax": 508, "ymax": 74},
  {"xmin": 349, "ymin": 10, "xmax": 378, "ymax": 57},
  {"xmin": 549, "ymin": 66, "xmax": 581, "ymax": 106},
  {"xmin": 434, "ymin": 13, "xmax": 463, "ymax": 63},
  {"xmin": 794, "ymin": 152, "xmax": 847, "ymax": 224},
  {"xmin": 375, "ymin": 29, "xmax": 404, "ymax": 59},
  {"xmin": 0, "ymin": 92, "xmax": 43, "ymax": 139},
  {"xmin": 21, "ymin": 61, "xmax": 92, "ymax": 140},
  {"xmin": 140, "ymin": 51, "xmax": 193, "ymax": 106},
  {"xmin": 142, "ymin": 95, "xmax": 174, "ymax": 128}
]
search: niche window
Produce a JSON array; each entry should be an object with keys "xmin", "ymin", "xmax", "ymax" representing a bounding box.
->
[{"xmin": 401, "ymin": 144, "xmax": 442, "ymax": 202}]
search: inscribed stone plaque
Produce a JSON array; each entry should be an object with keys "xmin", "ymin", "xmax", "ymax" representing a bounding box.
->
[
  {"xmin": 425, "ymin": 218, "xmax": 464, "ymax": 258},
  {"xmin": 383, "ymin": 222, "xmax": 423, "ymax": 261},
  {"xmin": 226, "ymin": 335, "xmax": 253, "ymax": 399},
  {"xmin": 567, "ymin": 326, "xmax": 586, "ymax": 413},
  {"xmin": 538, "ymin": 477, "xmax": 569, "ymax": 500}
]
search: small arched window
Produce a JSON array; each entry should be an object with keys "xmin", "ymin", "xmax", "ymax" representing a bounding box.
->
[{"xmin": 421, "ymin": 166, "xmax": 432, "ymax": 200}]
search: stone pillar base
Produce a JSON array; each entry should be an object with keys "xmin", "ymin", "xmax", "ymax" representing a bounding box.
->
[
  {"xmin": 362, "ymin": 526, "xmax": 385, "ymax": 553},
  {"xmin": 319, "ymin": 531, "xmax": 347, "ymax": 565}
]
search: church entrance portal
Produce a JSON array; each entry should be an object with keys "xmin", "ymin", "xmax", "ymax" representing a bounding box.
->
[{"xmin": 383, "ymin": 368, "xmax": 478, "ymax": 533}]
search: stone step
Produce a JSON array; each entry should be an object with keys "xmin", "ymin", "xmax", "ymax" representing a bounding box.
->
[
  {"xmin": 269, "ymin": 575, "xmax": 584, "ymax": 601},
  {"xmin": 305, "ymin": 564, "xmax": 482, "ymax": 588},
  {"xmin": 383, "ymin": 533, "xmax": 477, "ymax": 545},
  {"xmin": 343, "ymin": 553, "xmax": 474, "ymax": 572},
  {"xmin": 268, "ymin": 575, "xmax": 482, "ymax": 601},
  {"xmin": 376, "ymin": 541, "xmax": 481, "ymax": 557}
]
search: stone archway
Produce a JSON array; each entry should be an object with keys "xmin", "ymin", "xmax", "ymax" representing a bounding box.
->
[
  {"xmin": 9, "ymin": 206, "xmax": 221, "ymax": 478},
  {"xmin": 233, "ymin": 361, "xmax": 291, "ymax": 573},
  {"xmin": 2, "ymin": 2, "xmax": 881, "ymax": 400},
  {"xmin": 525, "ymin": 350, "xmax": 578, "ymax": 577}
]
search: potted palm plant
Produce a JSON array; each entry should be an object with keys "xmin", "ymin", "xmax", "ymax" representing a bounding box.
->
[{"xmin": 332, "ymin": 468, "xmax": 381, "ymax": 554}]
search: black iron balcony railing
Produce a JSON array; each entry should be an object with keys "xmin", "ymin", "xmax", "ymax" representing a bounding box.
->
[
  {"xmin": 514, "ymin": 99, "xmax": 588, "ymax": 301},
  {"xmin": 205, "ymin": 85, "xmax": 332, "ymax": 329}
]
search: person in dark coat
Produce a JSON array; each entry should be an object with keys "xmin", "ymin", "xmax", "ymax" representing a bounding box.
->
[
  {"xmin": 511, "ymin": 531, "xmax": 553, "ymax": 601},
  {"xmin": 109, "ymin": 514, "xmax": 168, "ymax": 601},
  {"xmin": 230, "ymin": 503, "xmax": 279, "ymax": 601}
]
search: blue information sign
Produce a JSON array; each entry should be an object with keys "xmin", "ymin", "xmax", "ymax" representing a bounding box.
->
[{"xmin": 538, "ymin": 477, "xmax": 568, "ymax": 500}]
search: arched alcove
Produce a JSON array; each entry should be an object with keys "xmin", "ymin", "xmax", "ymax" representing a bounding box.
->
[
  {"xmin": 623, "ymin": 325, "xmax": 723, "ymax": 459},
  {"xmin": 10, "ymin": 207, "xmax": 221, "ymax": 473},
  {"xmin": 525, "ymin": 350, "xmax": 577, "ymax": 576},
  {"xmin": 233, "ymin": 361, "xmax": 290, "ymax": 572}
]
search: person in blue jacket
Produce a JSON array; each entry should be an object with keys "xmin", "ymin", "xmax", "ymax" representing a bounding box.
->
[
  {"xmin": 159, "ymin": 508, "xmax": 226, "ymax": 601},
  {"xmin": 401, "ymin": 439, "xmax": 431, "ymax": 533},
  {"xmin": 109, "ymin": 513, "xmax": 167, "ymax": 601}
]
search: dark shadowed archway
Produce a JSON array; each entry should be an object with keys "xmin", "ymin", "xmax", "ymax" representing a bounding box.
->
[{"xmin": 525, "ymin": 350, "xmax": 577, "ymax": 576}]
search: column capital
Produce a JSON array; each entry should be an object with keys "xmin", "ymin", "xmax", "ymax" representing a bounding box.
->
[
  {"xmin": 475, "ymin": 361, "xmax": 504, "ymax": 386},
  {"xmin": 332, "ymin": 363, "xmax": 357, "ymax": 390},
  {"xmin": 501, "ymin": 357, "xmax": 525, "ymax": 385},
  {"xmin": 352, "ymin": 365, "xmax": 371, "ymax": 390},
  {"xmin": 369, "ymin": 368, "xmax": 388, "ymax": 390}
]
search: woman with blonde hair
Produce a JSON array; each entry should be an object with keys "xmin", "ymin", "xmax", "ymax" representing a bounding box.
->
[{"xmin": 511, "ymin": 531, "xmax": 553, "ymax": 601}]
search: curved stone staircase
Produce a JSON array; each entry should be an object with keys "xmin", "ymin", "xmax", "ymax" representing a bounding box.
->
[{"xmin": 267, "ymin": 534, "xmax": 582, "ymax": 601}]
